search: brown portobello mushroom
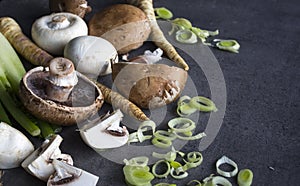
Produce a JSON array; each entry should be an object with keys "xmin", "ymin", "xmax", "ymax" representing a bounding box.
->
[
  {"xmin": 88, "ymin": 4, "xmax": 151, "ymax": 54},
  {"xmin": 49, "ymin": 0, "xmax": 92, "ymax": 18},
  {"xmin": 112, "ymin": 62, "xmax": 187, "ymax": 109},
  {"xmin": 19, "ymin": 58, "xmax": 104, "ymax": 126}
]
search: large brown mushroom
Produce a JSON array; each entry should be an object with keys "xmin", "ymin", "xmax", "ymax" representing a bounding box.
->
[
  {"xmin": 49, "ymin": 0, "xmax": 92, "ymax": 18},
  {"xmin": 88, "ymin": 4, "xmax": 151, "ymax": 54},
  {"xmin": 112, "ymin": 61, "xmax": 188, "ymax": 109},
  {"xmin": 19, "ymin": 58, "xmax": 104, "ymax": 126}
]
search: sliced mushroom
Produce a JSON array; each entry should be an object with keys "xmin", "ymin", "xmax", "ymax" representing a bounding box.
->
[
  {"xmin": 80, "ymin": 109, "xmax": 129, "ymax": 150},
  {"xmin": 19, "ymin": 58, "xmax": 104, "ymax": 126},
  {"xmin": 112, "ymin": 62, "xmax": 187, "ymax": 109},
  {"xmin": 47, "ymin": 159, "xmax": 99, "ymax": 186},
  {"xmin": 21, "ymin": 135, "xmax": 73, "ymax": 181}
]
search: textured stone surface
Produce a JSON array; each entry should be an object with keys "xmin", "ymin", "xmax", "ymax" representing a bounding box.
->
[{"xmin": 1, "ymin": 0, "xmax": 299, "ymax": 185}]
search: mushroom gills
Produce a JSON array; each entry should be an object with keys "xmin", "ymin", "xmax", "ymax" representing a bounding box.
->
[
  {"xmin": 79, "ymin": 109, "xmax": 129, "ymax": 150},
  {"xmin": 47, "ymin": 159, "xmax": 99, "ymax": 186},
  {"xmin": 21, "ymin": 135, "xmax": 73, "ymax": 181}
]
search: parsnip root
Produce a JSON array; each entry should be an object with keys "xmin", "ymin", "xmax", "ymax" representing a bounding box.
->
[{"xmin": 127, "ymin": 0, "xmax": 189, "ymax": 71}]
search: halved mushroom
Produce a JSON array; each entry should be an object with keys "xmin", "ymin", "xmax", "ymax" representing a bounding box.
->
[
  {"xmin": 21, "ymin": 135, "xmax": 73, "ymax": 181},
  {"xmin": 19, "ymin": 58, "xmax": 104, "ymax": 126},
  {"xmin": 47, "ymin": 159, "xmax": 99, "ymax": 186},
  {"xmin": 49, "ymin": 0, "xmax": 92, "ymax": 18},
  {"xmin": 79, "ymin": 109, "xmax": 129, "ymax": 150},
  {"xmin": 112, "ymin": 62, "xmax": 188, "ymax": 109}
]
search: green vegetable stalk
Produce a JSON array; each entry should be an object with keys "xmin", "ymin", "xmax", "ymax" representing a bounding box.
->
[
  {"xmin": 0, "ymin": 32, "xmax": 46, "ymax": 137},
  {"xmin": 0, "ymin": 101, "xmax": 11, "ymax": 124}
]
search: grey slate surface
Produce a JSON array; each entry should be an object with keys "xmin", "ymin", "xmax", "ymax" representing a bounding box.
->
[{"xmin": 0, "ymin": 0, "xmax": 299, "ymax": 185}]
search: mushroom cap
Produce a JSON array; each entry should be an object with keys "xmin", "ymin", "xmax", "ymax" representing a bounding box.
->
[
  {"xmin": 112, "ymin": 62, "xmax": 188, "ymax": 109},
  {"xmin": 19, "ymin": 67, "xmax": 104, "ymax": 126},
  {"xmin": 31, "ymin": 12, "xmax": 88, "ymax": 55},
  {"xmin": 88, "ymin": 4, "xmax": 151, "ymax": 54}
]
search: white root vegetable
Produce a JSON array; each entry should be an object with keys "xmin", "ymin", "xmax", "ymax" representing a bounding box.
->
[
  {"xmin": 31, "ymin": 12, "xmax": 88, "ymax": 55},
  {"xmin": 0, "ymin": 122, "xmax": 34, "ymax": 169},
  {"xmin": 127, "ymin": 0, "xmax": 189, "ymax": 70}
]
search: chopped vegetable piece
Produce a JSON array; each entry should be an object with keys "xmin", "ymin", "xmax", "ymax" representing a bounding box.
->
[
  {"xmin": 152, "ymin": 149, "xmax": 177, "ymax": 162},
  {"xmin": 155, "ymin": 7, "xmax": 173, "ymax": 19},
  {"xmin": 183, "ymin": 152, "xmax": 203, "ymax": 171},
  {"xmin": 0, "ymin": 80, "xmax": 40, "ymax": 136},
  {"xmin": 216, "ymin": 156, "xmax": 239, "ymax": 178},
  {"xmin": 154, "ymin": 130, "xmax": 177, "ymax": 141},
  {"xmin": 124, "ymin": 165, "xmax": 154, "ymax": 186},
  {"xmin": 187, "ymin": 180, "xmax": 202, "ymax": 186},
  {"xmin": 168, "ymin": 118, "xmax": 195, "ymax": 133},
  {"xmin": 0, "ymin": 101, "xmax": 11, "ymax": 124},
  {"xmin": 172, "ymin": 18, "xmax": 193, "ymax": 30},
  {"xmin": 177, "ymin": 102, "xmax": 197, "ymax": 117},
  {"xmin": 174, "ymin": 131, "xmax": 206, "ymax": 141},
  {"xmin": 152, "ymin": 137, "xmax": 172, "ymax": 149},
  {"xmin": 214, "ymin": 39, "xmax": 240, "ymax": 53},
  {"xmin": 137, "ymin": 120, "xmax": 156, "ymax": 142},
  {"xmin": 154, "ymin": 183, "xmax": 176, "ymax": 186},
  {"xmin": 175, "ymin": 29, "xmax": 198, "ymax": 44},
  {"xmin": 127, "ymin": 0, "xmax": 189, "ymax": 70},
  {"xmin": 124, "ymin": 156, "xmax": 149, "ymax": 167},
  {"xmin": 170, "ymin": 167, "xmax": 188, "ymax": 179},
  {"xmin": 152, "ymin": 159, "xmax": 171, "ymax": 178},
  {"xmin": 189, "ymin": 96, "xmax": 218, "ymax": 112},
  {"xmin": 37, "ymin": 120, "xmax": 55, "ymax": 139},
  {"xmin": 237, "ymin": 169, "xmax": 253, "ymax": 186},
  {"xmin": 203, "ymin": 176, "xmax": 232, "ymax": 186}
]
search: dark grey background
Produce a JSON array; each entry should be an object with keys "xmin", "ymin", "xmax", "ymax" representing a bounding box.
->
[{"xmin": 0, "ymin": 0, "xmax": 299, "ymax": 185}]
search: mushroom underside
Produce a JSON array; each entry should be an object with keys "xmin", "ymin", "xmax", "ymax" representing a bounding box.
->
[{"xmin": 19, "ymin": 69, "xmax": 103, "ymax": 126}]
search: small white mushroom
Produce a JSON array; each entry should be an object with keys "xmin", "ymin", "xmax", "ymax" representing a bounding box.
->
[
  {"xmin": 0, "ymin": 122, "xmax": 34, "ymax": 169},
  {"xmin": 47, "ymin": 159, "xmax": 99, "ymax": 186},
  {"xmin": 31, "ymin": 12, "xmax": 88, "ymax": 55},
  {"xmin": 80, "ymin": 109, "xmax": 129, "ymax": 150},
  {"xmin": 64, "ymin": 35, "xmax": 118, "ymax": 77},
  {"xmin": 21, "ymin": 135, "xmax": 73, "ymax": 181}
]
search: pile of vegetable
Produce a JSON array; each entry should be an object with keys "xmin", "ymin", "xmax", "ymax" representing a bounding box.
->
[{"xmin": 0, "ymin": 0, "xmax": 248, "ymax": 185}]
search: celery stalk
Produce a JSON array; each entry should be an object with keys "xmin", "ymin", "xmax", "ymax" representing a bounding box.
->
[
  {"xmin": 0, "ymin": 33, "xmax": 26, "ymax": 94},
  {"xmin": 0, "ymin": 78, "xmax": 40, "ymax": 136},
  {"xmin": 0, "ymin": 101, "xmax": 11, "ymax": 124},
  {"xmin": 37, "ymin": 120, "xmax": 55, "ymax": 139}
]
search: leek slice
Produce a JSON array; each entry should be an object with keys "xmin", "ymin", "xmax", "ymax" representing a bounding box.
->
[
  {"xmin": 152, "ymin": 160, "xmax": 171, "ymax": 178},
  {"xmin": 155, "ymin": 7, "xmax": 173, "ymax": 20},
  {"xmin": 187, "ymin": 180, "xmax": 202, "ymax": 186},
  {"xmin": 152, "ymin": 147, "xmax": 177, "ymax": 162},
  {"xmin": 237, "ymin": 169, "xmax": 253, "ymax": 186},
  {"xmin": 124, "ymin": 165, "xmax": 154, "ymax": 186},
  {"xmin": 168, "ymin": 118, "xmax": 195, "ymax": 133},
  {"xmin": 155, "ymin": 183, "xmax": 176, "ymax": 186},
  {"xmin": 152, "ymin": 137, "xmax": 172, "ymax": 148},
  {"xmin": 174, "ymin": 131, "xmax": 206, "ymax": 141},
  {"xmin": 177, "ymin": 102, "xmax": 197, "ymax": 117},
  {"xmin": 154, "ymin": 130, "xmax": 177, "ymax": 141},
  {"xmin": 214, "ymin": 39, "xmax": 240, "ymax": 53},
  {"xmin": 170, "ymin": 167, "xmax": 188, "ymax": 179},
  {"xmin": 175, "ymin": 29, "xmax": 198, "ymax": 44},
  {"xmin": 172, "ymin": 18, "xmax": 193, "ymax": 29},
  {"xmin": 216, "ymin": 156, "xmax": 238, "ymax": 178},
  {"xmin": 137, "ymin": 120, "xmax": 156, "ymax": 142},
  {"xmin": 124, "ymin": 156, "xmax": 149, "ymax": 167},
  {"xmin": 189, "ymin": 96, "xmax": 218, "ymax": 112}
]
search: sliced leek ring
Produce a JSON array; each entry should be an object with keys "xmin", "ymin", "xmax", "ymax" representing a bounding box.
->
[
  {"xmin": 152, "ymin": 160, "xmax": 171, "ymax": 178},
  {"xmin": 216, "ymin": 156, "xmax": 238, "ymax": 178},
  {"xmin": 237, "ymin": 169, "xmax": 253, "ymax": 186}
]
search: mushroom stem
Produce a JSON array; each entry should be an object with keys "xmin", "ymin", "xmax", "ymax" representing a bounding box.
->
[
  {"xmin": 51, "ymin": 159, "xmax": 81, "ymax": 182},
  {"xmin": 48, "ymin": 15, "xmax": 70, "ymax": 30},
  {"xmin": 46, "ymin": 57, "xmax": 78, "ymax": 102}
]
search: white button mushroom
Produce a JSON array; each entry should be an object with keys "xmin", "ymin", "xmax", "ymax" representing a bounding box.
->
[
  {"xmin": 21, "ymin": 135, "xmax": 73, "ymax": 181},
  {"xmin": 31, "ymin": 12, "xmax": 88, "ymax": 55},
  {"xmin": 79, "ymin": 109, "xmax": 129, "ymax": 150},
  {"xmin": 0, "ymin": 122, "xmax": 34, "ymax": 169},
  {"xmin": 64, "ymin": 36, "xmax": 118, "ymax": 77}
]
